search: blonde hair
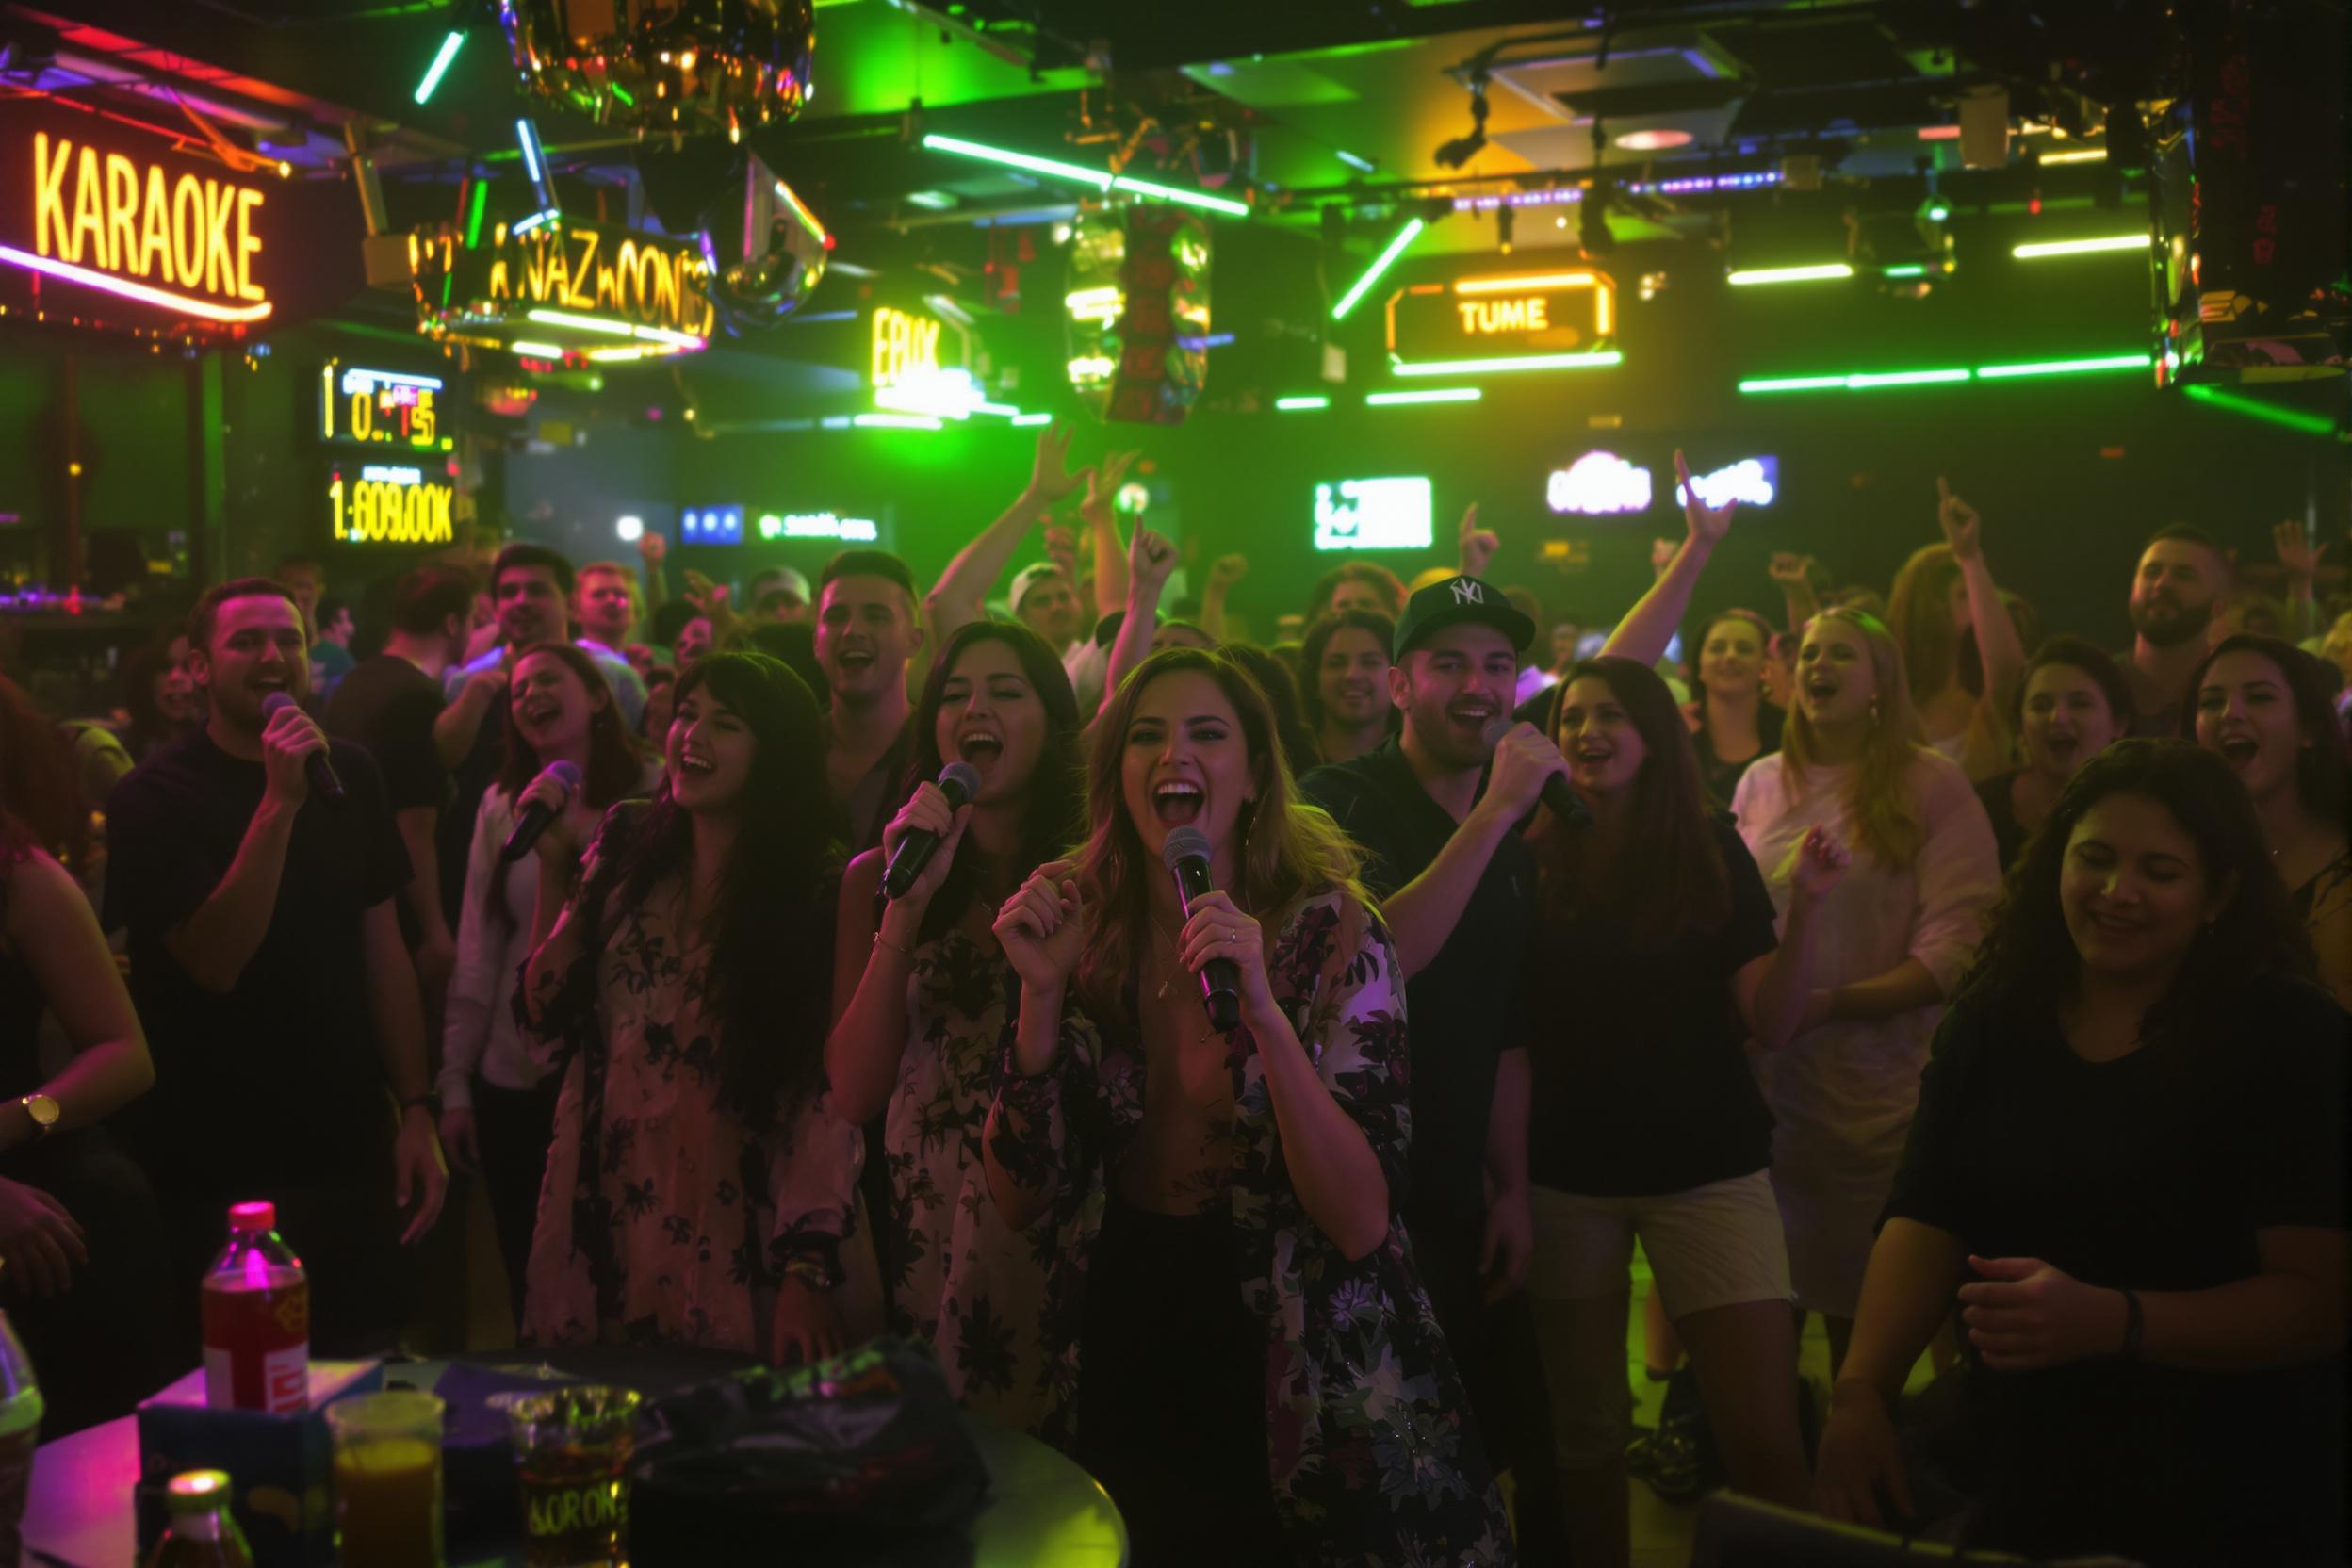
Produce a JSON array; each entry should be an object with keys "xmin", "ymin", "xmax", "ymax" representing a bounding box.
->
[
  {"xmin": 1888, "ymin": 542, "xmax": 1966, "ymax": 704},
  {"xmin": 1074, "ymin": 648, "xmax": 1365, "ymax": 1023},
  {"xmin": 1783, "ymin": 607, "xmax": 1930, "ymax": 867}
]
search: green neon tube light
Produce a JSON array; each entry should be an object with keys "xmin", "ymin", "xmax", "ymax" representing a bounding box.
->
[
  {"xmin": 464, "ymin": 181, "xmax": 489, "ymax": 249},
  {"xmin": 1109, "ymin": 173, "xmax": 1250, "ymax": 218},
  {"xmin": 1881, "ymin": 264, "xmax": 1928, "ymax": 278},
  {"xmin": 854, "ymin": 413, "xmax": 945, "ymax": 430},
  {"xmin": 1009, "ymin": 413, "xmax": 1054, "ymax": 426},
  {"xmin": 414, "ymin": 31, "xmax": 466, "ymax": 105},
  {"xmin": 1331, "ymin": 218, "xmax": 1424, "ymax": 321},
  {"xmin": 526, "ymin": 308, "xmax": 704, "ymax": 348},
  {"xmin": 509, "ymin": 341, "xmax": 565, "ymax": 359},
  {"xmin": 1739, "ymin": 374, "xmax": 1852, "ymax": 393},
  {"xmin": 1391, "ymin": 350, "xmax": 1621, "ymax": 376},
  {"xmin": 2012, "ymin": 234, "xmax": 2150, "ymax": 258},
  {"xmin": 1727, "ymin": 263, "xmax": 1854, "ymax": 286},
  {"xmin": 922, "ymin": 135, "xmax": 1250, "ymax": 216},
  {"xmin": 1366, "ymin": 387, "xmax": 1482, "ymax": 405},
  {"xmin": 2182, "ymin": 384, "xmax": 2343, "ymax": 438},
  {"xmin": 1275, "ymin": 395, "xmax": 1331, "ymax": 411},
  {"xmin": 1976, "ymin": 354, "xmax": 2153, "ymax": 378},
  {"xmin": 1849, "ymin": 368, "xmax": 1972, "ymax": 387}
]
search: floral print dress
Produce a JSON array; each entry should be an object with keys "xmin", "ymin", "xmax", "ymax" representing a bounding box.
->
[
  {"xmin": 989, "ymin": 890, "xmax": 1513, "ymax": 1567},
  {"xmin": 518, "ymin": 806, "xmax": 870, "ymax": 1353},
  {"xmin": 879, "ymin": 924, "xmax": 1057, "ymax": 1429}
]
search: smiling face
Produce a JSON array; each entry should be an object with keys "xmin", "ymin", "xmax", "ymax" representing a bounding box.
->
[
  {"xmin": 155, "ymin": 633, "xmax": 201, "ymax": 725},
  {"xmin": 1316, "ymin": 627, "xmax": 1391, "ymax": 728},
  {"xmin": 1698, "ymin": 616, "xmax": 1765, "ymax": 701},
  {"xmin": 576, "ymin": 566, "xmax": 636, "ymax": 644},
  {"xmin": 510, "ymin": 647, "xmax": 605, "ymax": 760},
  {"xmin": 1392, "ymin": 623, "xmax": 1518, "ymax": 771},
  {"xmin": 1556, "ymin": 673, "xmax": 1647, "ymax": 799},
  {"xmin": 194, "ymin": 593, "xmax": 308, "ymax": 732},
  {"xmin": 937, "ymin": 637, "xmax": 1048, "ymax": 805},
  {"xmin": 1328, "ymin": 580, "xmax": 1391, "ymax": 618},
  {"xmin": 2195, "ymin": 648, "xmax": 2305, "ymax": 805},
  {"xmin": 1119, "ymin": 667, "xmax": 1258, "ymax": 864},
  {"xmin": 2060, "ymin": 792, "xmax": 2228, "ymax": 981},
  {"xmin": 2022, "ymin": 662, "xmax": 2123, "ymax": 783},
  {"xmin": 816, "ymin": 573, "xmax": 921, "ymax": 706},
  {"xmin": 495, "ymin": 564, "xmax": 567, "ymax": 648},
  {"xmin": 674, "ymin": 616, "xmax": 713, "ymax": 667},
  {"xmin": 1795, "ymin": 618, "xmax": 1879, "ymax": 729},
  {"xmin": 2129, "ymin": 539, "xmax": 2224, "ymax": 650},
  {"xmin": 1017, "ymin": 572, "xmax": 1083, "ymax": 649},
  {"xmin": 666, "ymin": 683, "xmax": 756, "ymax": 814}
]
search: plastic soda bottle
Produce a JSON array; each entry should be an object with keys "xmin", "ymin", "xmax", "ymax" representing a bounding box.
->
[
  {"xmin": 145, "ymin": 1470, "xmax": 255, "ymax": 1567},
  {"xmin": 0, "ymin": 1303, "xmax": 42, "ymax": 1565},
  {"xmin": 200, "ymin": 1201, "xmax": 310, "ymax": 1415}
]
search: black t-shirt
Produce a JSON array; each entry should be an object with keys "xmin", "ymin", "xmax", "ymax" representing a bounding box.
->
[
  {"xmin": 1972, "ymin": 768, "xmax": 2030, "ymax": 871},
  {"xmin": 102, "ymin": 730, "xmax": 411, "ymax": 1193},
  {"xmin": 1884, "ymin": 975, "xmax": 2349, "ymax": 1562},
  {"xmin": 1302, "ymin": 737, "xmax": 1532, "ymax": 1227},
  {"xmin": 324, "ymin": 654, "xmax": 449, "ymax": 814},
  {"xmin": 1693, "ymin": 704, "xmax": 1783, "ymax": 812},
  {"xmin": 1520, "ymin": 818, "xmax": 1777, "ymax": 1196}
]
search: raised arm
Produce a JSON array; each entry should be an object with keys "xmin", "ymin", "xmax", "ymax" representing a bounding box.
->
[
  {"xmin": 1457, "ymin": 501, "xmax": 1498, "ymax": 579},
  {"xmin": 1603, "ymin": 449, "xmax": 1738, "ymax": 667},
  {"xmin": 433, "ymin": 663, "xmax": 506, "ymax": 772},
  {"xmin": 1768, "ymin": 552, "xmax": 1821, "ymax": 633},
  {"xmin": 637, "ymin": 528, "xmax": 669, "ymax": 619},
  {"xmin": 163, "ymin": 706, "xmax": 318, "ymax": 993},
  {"xmin": 1938, "ymin": 478, "xmax": 2024, "ymax": 716},
  {"xmin": 1367, "ymin": 724, "xmax": 1561, "ymax": 978},
  {"xmin": 925, "ymin": 423, "xmax": 1088, "ymax": 644},
  {"xmin": 1095, "ymin": 527, "xmax": 1177, "ymax": 729},
  {"xmin": 1083, "ymin": 449, "xmax": 1139, "ymax": 619},
  {"xmin": 1200, "ymin": 553, "xmax": 1248, "ymax": 644},
  {"xmin": 2273, "ymin": 519, "xmax": 2328, "ymax": 644}
]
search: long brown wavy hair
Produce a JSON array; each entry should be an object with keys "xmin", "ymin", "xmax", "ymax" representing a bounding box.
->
[
  {"xmin": 1073, "ymin": 647, "xmax": 1364, "ymax": 1024},
  {"xmin": 1781, "ymin": 607, "xmax": 1929, "ymax": 868},
  {"xmin": 0, "ymin": 675, "xmax": 87, "ymax": 872},
  {"xmin": 1542, "ymin": 657, "xmax": 1730, "ymax": 952}
]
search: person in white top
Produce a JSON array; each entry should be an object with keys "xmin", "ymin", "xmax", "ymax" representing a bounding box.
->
[
  {"xmin": 1731, "ymin": 607, "xmax": 2001, "ymax": 1372},
  {"xmin": 437, "ymin": 643, "xmax": 661, "ymax": 1322}
]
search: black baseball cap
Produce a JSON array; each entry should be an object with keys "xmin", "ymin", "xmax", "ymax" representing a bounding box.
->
[{"xmin": 1392, "ymin": 574, "xmax": 1535, "ymax": 660}]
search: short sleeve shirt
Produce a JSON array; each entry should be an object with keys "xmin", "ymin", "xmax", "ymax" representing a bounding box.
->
[
  {"xmin": 102, "ymin": 730, "xmax": 411, "ymax": 1191},
  {"xmin": 325, "ymin": 654, "xmax": 449, "ymax": 813},
  {"xmin": 1302, "ymin": 737, "xmax": 1533, "ymax": 1225}
]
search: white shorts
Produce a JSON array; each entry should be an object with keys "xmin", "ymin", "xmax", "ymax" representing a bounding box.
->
[{"xmin": 1526, "ymin": 1171, "xmax": 1793, "ymax": 1319}]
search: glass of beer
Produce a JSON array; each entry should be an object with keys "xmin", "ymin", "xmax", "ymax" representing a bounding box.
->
[
  {"xmin": 504, "ymin": 1385, "xmax": 641, "ymax": 1568},
  {"xmin": 326, "ymin": 1391, "xmax": 445, "ymax": 1568}
]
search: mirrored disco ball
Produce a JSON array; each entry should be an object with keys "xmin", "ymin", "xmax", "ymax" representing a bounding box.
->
[
  {"xmin": 501, "ymin": 0, "xmax": 816, "ymax": 138},
  {"xmin": 699, "ymin": 155, "xmax": 828, "ymax": 335}
]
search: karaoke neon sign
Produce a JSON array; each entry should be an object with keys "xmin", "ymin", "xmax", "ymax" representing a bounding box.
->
[{"xmin": 7, "ymin": 131, "xmax": 272, "ymax": 323}]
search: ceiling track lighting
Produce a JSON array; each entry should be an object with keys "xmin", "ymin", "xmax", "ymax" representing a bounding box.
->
[{"xmin": 1434, "ymin": 73, "xmax": 1490, "ymax": 171}]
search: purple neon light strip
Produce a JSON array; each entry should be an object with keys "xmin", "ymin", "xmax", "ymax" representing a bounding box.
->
[
  {"xmin": 1449, "ymin": 170, "xmax": 1781, "ymax": 212},
  {"xmin": 0, "ymin": 244, "xmax": 273, "ymax": 322}
]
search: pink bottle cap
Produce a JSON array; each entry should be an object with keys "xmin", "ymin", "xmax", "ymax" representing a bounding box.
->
[{"xmin": 228, "ymin": 1200, "xmax": 277, "ymax": 1233}]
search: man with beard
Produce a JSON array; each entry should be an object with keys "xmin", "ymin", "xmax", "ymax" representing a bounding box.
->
[
  {"xmin": 105, "ymin": 579, "xmax": 447, "ymax": 1354},
  {"xmin": 1300, "ymin": 574, "xmax": 1570, "ymax": 1558},
  {"xmin": 814, "ymin": 550, "xmax": 924, "ymax": 852},
  {"xmin": 2121, "ymin": 526, "xmax": 2230, "ymax": 736}
]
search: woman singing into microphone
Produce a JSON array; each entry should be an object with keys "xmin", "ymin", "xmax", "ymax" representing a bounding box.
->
[
  {"xmin": 983, "ymin": 647, "xmax": 1509, "ymax": 1568},
  {"xmin": 439, "ymin": 644, "xmax": 659, "ymax": 1323},
  {"xmin": 826, "ymin": 621, "xmax": 1084, "ymax": 1430}
]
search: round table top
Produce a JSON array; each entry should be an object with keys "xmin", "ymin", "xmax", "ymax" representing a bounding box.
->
[{"xmin": 24, "ymin": 1376, "xmax": 1126, "ymax": 1568}]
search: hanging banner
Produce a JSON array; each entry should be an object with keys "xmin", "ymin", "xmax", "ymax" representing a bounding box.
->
[{"xmin": 408, "ymin": 216, "xmax": 715, "ymax": 359}]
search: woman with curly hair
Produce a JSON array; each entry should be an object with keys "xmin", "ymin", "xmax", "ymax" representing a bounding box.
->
[
  {"xmin": 983, "ymin": 647, "xmax": 1510, "ymax": 1566},
  {"xmin": 1731, "ymin": 608, "xmax": 2001, "ymax": 1368},
  {"xmin": 1817, "ymin": 741, "xmax": 2345, "ymax": 1564},
  {"xmin": 518, "ymin": 652, "xmax": 867, "ymax": 1362}
]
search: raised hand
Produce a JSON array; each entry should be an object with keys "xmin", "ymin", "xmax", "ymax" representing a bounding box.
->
[
  {"xmin": 1478, "ymin": 723, "xmax": 1568, "ymax": 822},
  {"xmin": 1025, "ymin": 422, "xmax": 1088, "ymax": 507},
  {"xmin": 1936, "ymin": 476, "xmax": 1983, "ymax": 561},
  {"xmin": 2274, "ymin": 518, "xmax": 2328, "ymax": 582},
  {"xmin": 1175, "ymin": 890, "xmax": 1269, "ymax": 1018},
  {"xmin": 260, "ymin": 698, "xmax": 329, "ymax": 809},
  {"xmin": 879, "ymin": 781, "xmax": 971, "ymax": 907},
  {"xmin": 991, "ymin": 860, "xmax": 1085, "ymax": 992},
  {"xmin": 1674, "ymin": 448, "xmax": 1738, "ymax": 548},
  {"xmin": 1042, "ymin": 524, "xmax": 1079, "ymax": 585},
  {"xmin": 1207, "ymin": 553, "xmax": 1250, "ymax": 592},
  {"xmin": 1084, "ymin": 449, "xmax": 1140, "ymax": 521},
  {"xmin": 636, "ymin": 529, "xmax": 668, "ymax": 564},
  {"xmin": 1458, "ymin": 502, "xmax": 1499, "ymax": 578},
  {"xmin": 1128, "ymin": 526, "xmax": 1177, "ymax": 593},
  {"xmin": 1789, "ymin": 825, "xmax": 1851, "ymax": 905},
  {"xmin": 1768, "ymin": 552, "xmax": 1816, "ymax": 588}
]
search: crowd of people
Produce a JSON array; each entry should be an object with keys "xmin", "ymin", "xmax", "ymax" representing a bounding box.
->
[{"xmin": 0, "ymin": 426, "xmax": 2344, "ymax": 1567}]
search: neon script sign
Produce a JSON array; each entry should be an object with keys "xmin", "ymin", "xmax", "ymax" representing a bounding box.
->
[
  {"xmin": 870, "ymin": 307, "xmax": 943, "ymax": 389},
  {"xmin": 328, "ymin": 465, "xmax": 454, "ymax": 545},
  {"xmin": 1389, "ymin": 269, "xmax": 1616, "ymax": 373},
  {"xmin": 409, "ymin": 218, "xmax": 714, "ymax": 352},
  {"xmin": 1546, "ymin": 453, "xmax": 1779, "ymax": 516},
  {"xmin": 6, "ymin": 131, "xmax": 270, "ymax": 324}
]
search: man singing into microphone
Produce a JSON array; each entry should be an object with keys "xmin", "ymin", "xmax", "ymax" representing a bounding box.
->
[
  {"xmin": 105, "ymin": 579, "xmax": 448, "ymax": 1357},
  {"xmin": 1302, "ymin": 571, "xmax": 1570, "ymax": 1556}
]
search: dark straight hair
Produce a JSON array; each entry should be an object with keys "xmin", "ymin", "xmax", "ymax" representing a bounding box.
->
[
  {"xmin": 2014, "ymin": 634, "xmax": 2137, "ymax": 735},
  {"xmin": 897, "ymin": 619, "xmax": 1085, "ymax": 943},
  {"xmin": 2182, "ymin": 634, "xmax": 2348, "ymax": 824},
  {"xmin": 1297, "ymin": 608, "xmax": 1399, "ymax": 736}
]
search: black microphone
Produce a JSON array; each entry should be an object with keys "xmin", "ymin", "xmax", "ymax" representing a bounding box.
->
[
  {"xmin": 882, "ymin": 761, "xmax": 982, "ymax": 898},
  {"xmin": 1481, "ymin": 717, "xmax": 1591, "ymax": 832},
  {"xmin": 501, "ymin": 760, "xmax": 584, "ymax": 863},
  {"xmin": 1159, "ymin": 825, "xmax": 1243, "ymax": 1034},
  {"xmin": 259, "ymin": 692, "xmax": 345, "ymax": 807}
]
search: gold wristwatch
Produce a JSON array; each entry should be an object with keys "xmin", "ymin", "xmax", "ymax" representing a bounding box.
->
[{"xmin": 16, "ymin": 1094, "xmax": 58, "ymax": 1139}]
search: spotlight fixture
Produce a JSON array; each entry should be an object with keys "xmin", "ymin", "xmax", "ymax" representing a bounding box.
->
[
  {"xmin": 1579, "ymin": 180, "xmax": 1615, "ymax": 256},
  {"xmin": 1434, "ymin": 74, "xmax": 1490, "ymax": 170}
]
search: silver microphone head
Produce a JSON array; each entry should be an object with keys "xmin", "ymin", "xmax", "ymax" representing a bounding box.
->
[
  {"xmin": 546, "ymin": 760, "xmax": 584, "ymax": 796},
  {"xmin": 259, "ymin": 692, "xmax": 298, "ymax": 720},
  {"xmin": 1160, "ymin": 824, "xmax": 1215, "ymax": 871},
  {"xmin": 938, "ymin": 760, "xmax": 982, "ymax": 805}
]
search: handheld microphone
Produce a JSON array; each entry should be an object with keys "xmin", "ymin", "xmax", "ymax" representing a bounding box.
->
[
  {"xmin": 1159, "ymin": 825, "xmax": 1243, "ymax": 1034},
  {"xmin": 882, "ymin": 761, "xmax": 982, "ymax": 898},
  {"xmin": 501, "ymin": 760, "xmax": 584, "ymax": 863},
  {"xmin": 258, "ymin": 693, "xmax": 346, "ymax": 807},
  {"xmin": 1481, "ymin": 717, "xmax": 1590, "ymax": 833}
]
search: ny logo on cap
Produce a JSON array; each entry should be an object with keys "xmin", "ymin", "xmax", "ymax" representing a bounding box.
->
[{"xmin": 1448, "ymin": 578, "xmax": 1485, "ymax": 605}]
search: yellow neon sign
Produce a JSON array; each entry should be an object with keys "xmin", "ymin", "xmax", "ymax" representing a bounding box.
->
[
  {"xmin": 29, "ymin": 131, "xmax": 270, "ymax": 318},
  {"xmin": 1458, "ymin": 296, "xmax": 1551, "ymax": 334},
  {"xmin": 871, "ymin": 306, "xmax": 942, "ymax": 389},
  {"xmin": 329, "ymin": 466, "xmax": 455, "ymax": 545},
  {"xmin": 1454, "ymin": 270, "xmax": 1596, "ymax": 295}
]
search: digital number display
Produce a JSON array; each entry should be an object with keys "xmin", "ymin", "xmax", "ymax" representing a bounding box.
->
[
  {"xmin": 328, "ymin": 464, "xmax": 455, "ymax": 545},
  {"xmin": 321, "ymin": 363, "xmax": 449, "ymax": 450}
]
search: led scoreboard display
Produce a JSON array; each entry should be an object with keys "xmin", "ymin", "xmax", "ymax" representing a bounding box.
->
[
  {"xmin": 328, "ymin": 463, "xmax": 455, "ymax": 546},
  {"xmin": 321, "ymin": 363, "xmax": 449, "ymax": 451}
]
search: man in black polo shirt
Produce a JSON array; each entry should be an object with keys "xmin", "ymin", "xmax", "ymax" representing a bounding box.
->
[
  {"xmin": 1302, "ymin": 572, "xmax": 1570, "ymax": 1556},
  {"xmin": 106, "ymin": 578, "xmax": 447, "ymax": 1354}
]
